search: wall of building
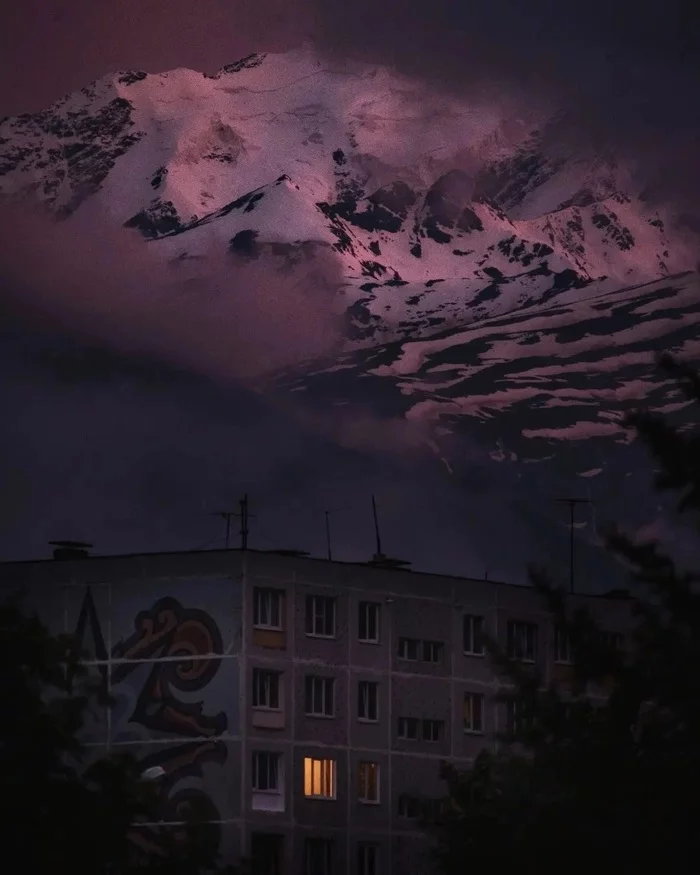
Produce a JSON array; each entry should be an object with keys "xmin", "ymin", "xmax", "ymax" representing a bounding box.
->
[{"xmin": 0, "ymin": 548, "xmax": 633, "ymax": 875}]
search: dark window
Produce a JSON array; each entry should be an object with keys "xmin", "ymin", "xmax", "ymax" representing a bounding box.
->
[
  {"xmin": 398, "ymin": 637, "xmax": 420, "ymax": 660},
  {"xmin": 358, "ymin": 681, "xmax": 379, "ymax": 722},
  {"xmin": 463, "ymin": 614, "xmax": 485, "ymax": 655},
  {"xmin": 397, "ymin": 716, "xmax": 419, "ymax": 739},
  {"xmin": 306, "ymin": 595, "xmax": 336, "ymax": 637},
  {"xmin": 253, "ymin": 588, "xmax": 283, "ymax": 629},
  {"xmin": 507, "ymin": 621, "xmax": 538, "ymax": 662},
  {"xmin": 357, "ymin": 843, "xmax": 378, "ymax": 875},
  {"xmin": 553, "ymin": 626, "xmax": 572, "ymax": 663},
  {"xmin": 422, "ymin": 719, "xmax": 444, "ymax": 742},
  {"xmin": 358, "ymin": 601, "xmax": 381, "ymax": 643},
  {"xmin": 251, "ymin": 833, "xmax": 284, "ymax": 875},
  {"xmin": 463, "ymin": 692, "xmax": 484, "ymax": 733},
  {"xmin": 305, "ymin": 838, "xmax": 332, "ymax": 875},
  {"xmin": 398, "ymin": 794, "xmax": 421, "ymax": 818},
  {"xmin": 252, "ymin": 669, "xmax": 281, "ymax": 709},
  {"xmin": 305, "ymin": 676, "xmax": 335, "ymax": 717},
  {"xmin": 422, "ymin": 640, "xmax": 444, "ymax": 663}
]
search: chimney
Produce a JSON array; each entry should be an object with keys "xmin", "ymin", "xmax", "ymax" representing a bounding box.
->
[{"xmin": 49, "ymin": 540, "xmax": 93, "ymax": 560}]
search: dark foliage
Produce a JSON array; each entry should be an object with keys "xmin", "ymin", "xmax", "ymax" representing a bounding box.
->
[
  {"xmin": 429, "ymin": 354, "xmax": 700, "ymax": 875},
  {"xmin": 0, "ymin": 601, "xmax": 240, "ymax": 874}
]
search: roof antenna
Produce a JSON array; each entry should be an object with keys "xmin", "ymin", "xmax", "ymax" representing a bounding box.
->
[
  {"xmin": 325, "ymin": 510, "xmax": 333, "ymax": 562},
  {"xmin": 211, "ymin": 511, "xmax": 236, "ymax": 549},
  {"xmin": 371, "ymin": 495, "xmax": 383, "ymax": 560},
  {"xmin": 556, "ymin": 497, "xmax": 590, "ymax": 594},
  {"xmin": 368, "ymin": 495, "xmax": 411, "ymax": 570}
]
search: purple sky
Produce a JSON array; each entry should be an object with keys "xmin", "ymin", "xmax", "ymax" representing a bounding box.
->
[{"xmin": 0, "ymin": 1, "xmax": 698, "ymax": 576}]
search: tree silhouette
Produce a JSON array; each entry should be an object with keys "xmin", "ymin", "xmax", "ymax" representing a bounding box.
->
[
  {"xmin": 430, "ymin": 354, "xmax": 700, "ymax": 875},
  {"xmin": 0, "ymin": 599, "xmax": 241, "ymax": 874}
]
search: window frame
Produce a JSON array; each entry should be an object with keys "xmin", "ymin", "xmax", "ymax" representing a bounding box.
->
[
  {"xmin": 553, "ymin": 625, "xmax": 572, "ymax": 664},
  {"xmin": 422, "ymin": 640, "xmax": 444, "ymax": 664},
  {"xmin": 507, "ymin": 620, "xmax": 538, "ymax": 663},
  {"xmin": 358, "ymin": 601, "xmax": 381, "ymax": 644},
  {"xmin": 357, "ymin": 842, "xmax": 378, "ymax": 875},
  {"xmin": 463, "ymin": 614, "xmax": 485, "ymax": 656},
  {"xmin": 251, "ymin": 751, "xmax": 282, "ymax": 793},
  {"xmin": 463, "ymin": 691, "xmax": 484, "ymax": 734},
  {"xmin": 253, "ymin": 587, "xmax": 284, "ymax": 630},
  {"xmin": 252, "ymin": 668, "xmax": 282, "ymax": 710},
  {"xmin": 305, "ymin": 675, "xmax": 335, "ymax": 718},
  {"xmin": 398, "ymin": 637, "xmax": 420, "ymax": 661},
  {"xmin": 303, "ymin": 757, "xmax": 337, "ymax": 800},
  {"xmin": 358, "ymin": 680, "xmax": 379, "ymax": 723},
  {"xmin": 305, "ymin": 837, "xmax": 333, "ymax": 875},
  {"xmin": 422, "ymin": 718, "xmax": 444, "ymax": 742},
  {"xmin": 358, "ymin": 761, "xmax": 380, "ymax": 804},
  {"xmin": 305, "ymin": 595, "xmax": 336, "ymax": 639},
  {"xmin": 397, "ymin": 716, "xmax": 419, "ymax": 740}
]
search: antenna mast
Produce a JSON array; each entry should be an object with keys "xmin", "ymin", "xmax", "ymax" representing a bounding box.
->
[
  {"xmin": 371, "ymin": 495, "xmax": 383, "ymax": 558},
  {"xmin": 211, "ymin": 511, "xmax": 235, "ymax": 549},
  {"xmin": 556, "ymin": 497, "xmax": 590, "ymax": 594},
  {"xmin": 324, "ymin": 510, "xmax": 332, "ymax": 562}
]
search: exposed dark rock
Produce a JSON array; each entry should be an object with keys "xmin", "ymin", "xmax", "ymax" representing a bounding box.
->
[
  {"xmin": 124, "ymin": 200, "xmax": 183, "ymax": 238},
  {"xmin": 228, "ymin": 229, "xmax": 260, "ymax": 258}
]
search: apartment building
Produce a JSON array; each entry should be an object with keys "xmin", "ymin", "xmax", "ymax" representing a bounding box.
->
[{"xmin": 0, "ymin": 545, "xmax": 632, "ymax": 875}]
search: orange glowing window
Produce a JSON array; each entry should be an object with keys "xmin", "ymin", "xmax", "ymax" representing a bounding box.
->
[{"xmin": 303, "ymin": 757, "xmax": 336, "ymax": 799}]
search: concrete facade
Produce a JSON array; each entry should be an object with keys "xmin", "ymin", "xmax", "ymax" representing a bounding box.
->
[{"xmin": 0, "ymin": 547, "xmax": 632, "ymax": 875}]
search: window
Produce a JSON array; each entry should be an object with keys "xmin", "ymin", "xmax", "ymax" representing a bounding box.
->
[
  {"xmin": 463, "ymin": 692, "xmax": 483, "ymax": 733},
  {"xmin": 303, "ymin": 757, "xmax": 336, "ymax": 799},
  {"xmin": 252, "ymin": 669, "xmax": 281, "ymax": 709},
  {"xmin": 305, "ymin": 676, "xmax": 335, "ymax": 717},
  {"xmin": 251, "ymin": 752, "xmax": 284, "ymax": 811},
  {"xmin": 306, "ymin": 595, "xmax": 336, "ymax": 638},
  {"xmin": 598, "ymin": 630, "xmax": 623, "ymax": 651},
  {"xmin": 463, "ymin": 614, "xmax": 485, "ymax": 655},
  {"xmin": 506, "ymin": 700, "xmax": 530, "ymax": 734},
  {"xmin": 398, "ymin": 637, "xmax": 419, "ymax": 660},
  {"xmin": 251, "ymin": 833, "xmax": 283, "ymax": 875},
  {"xmin": 422, "ymin": 719, "xmax": 444, "ymax": 742},
  {"xmin": 397, "ymin": 717, "xmax": 419, "ymax": 739},
  {"xmin": 422, "ymin": 640, "xmax": 444, "ymax": 664},
  {"xmin": 553, "ymin": 626, "xmax": 572, "ymax": 663},
  {"xmin": 507, "ymin": 621, "xmax": 538, "ymax": 662},
  {"xmin": 357, "ymin": 843, "xmax": 378, "ymax": 875},
  {"xmin": 398, "ymin": 794, "xmax": 421, "ymax": 818},
  {"xmin": 358, "ymin": 601, "xmax": 380, "ymax": 643},
  {"xmin": 253, "ymin": 587, "xmax": 283, "ymax": 629},
  {"xmin": 252, "ymin": 751, "xmax": 281, "ymax": 792},
  {"xmin": 305, "ymin": 838, "xmax": 332, "ymax": 875},
  {"xmin": 358, "ymin": 761, "xmax": 380, "ymax": 803},
  {"xmin": 358, "ymin": 681, "xmax": 379, "ymax": 722}
]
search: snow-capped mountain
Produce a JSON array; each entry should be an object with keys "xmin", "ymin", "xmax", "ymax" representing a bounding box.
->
[{"xmin": 2, "ymin": 45, "xmax": 699, "ymax": 581}]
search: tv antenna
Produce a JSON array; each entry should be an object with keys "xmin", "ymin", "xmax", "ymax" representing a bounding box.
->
[
  {"xmin": 324, "ymin": 510, "xmax": 333, "ymax": 562},
  {"xmin": 556, "ymin": 498, "xmax": 590, "ymax": 594},
  {"xmin": 368, "ymin": 495, "xmax": 411, "ymax": 569},
  {"xmin": 211, "ymin": 493, "xmax": 254, "ymax": 550}
]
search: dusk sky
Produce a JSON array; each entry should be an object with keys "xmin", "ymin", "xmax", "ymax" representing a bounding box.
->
[{"xmin": 0, "ymin": 1, "xmax": 699, "ymax": 580}]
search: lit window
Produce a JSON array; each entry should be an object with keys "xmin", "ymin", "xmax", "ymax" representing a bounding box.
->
[
  {"xmin": 358, "ymin": 601, "xmax": 381, "ymax": 643},
  {"xmin": 422, "ymin": 719, "xmax": 444, "ymax": 742},
  {"xmin": 397, "ymin": 716, "xmax": 419, "ymax": 740},
  {"xmin": 305, "ymin": 676, "xmax": 335, "ymax": 718},
  {"xmin": 358, "ymin": 761, "xmax": 380, "ymax": 803},
  {"xmin": 358, "ymin": 681, "xmax": 379, "ymax": 722},
  {"xmin": 507, "ymin": 621, "xmax": 538, "ymax": 662},
  {"xmin": 252, "ymin": 668, "xmax": 281, "ymax": 710},
  {"xmin": 306, "ymin": 595, "xmax": 336, "ymax": 638},
  {"xmin": 422, "ymin": 640, "xmax": 444, "ymax": 664},
  {"xmin": 253, "ymin": 587, "xmax": 284, "ymax": 629},
  {"xmin": 357, "ymin": 843, "xmax": 378, "ymax": 875},
  {"xmin": 398, "ymin": 637, "xmax": 419, "ymax": 660},
  {"xmin": 463, "ymin": 614, "xmax": 485, "ymax": 655},
  {"xmin": 303, "ymin": 757, "xmax": 336, "ymax": 799},
  {"xmin": 463, "ymin": 692, "xmax": 483, "ymax": 733}
]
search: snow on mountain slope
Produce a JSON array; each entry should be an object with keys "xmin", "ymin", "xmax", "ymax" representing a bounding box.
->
[
  {"xmin": 0, "ymin": 45, "xmax": 692, "ymax": 301},
  {"xmin": 2, "ymin": 45, "xmax": 700, "ymax": 578}
]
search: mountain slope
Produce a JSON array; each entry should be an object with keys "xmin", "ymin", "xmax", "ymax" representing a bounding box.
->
[{"xmin": 1, "ymin": 45, "xmax": 699, "ymax": 579}]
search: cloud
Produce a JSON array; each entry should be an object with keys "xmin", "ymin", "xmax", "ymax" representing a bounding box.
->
[{"xmin": 0, "ymin": 201, "xmax": 344, "ymax": 382}]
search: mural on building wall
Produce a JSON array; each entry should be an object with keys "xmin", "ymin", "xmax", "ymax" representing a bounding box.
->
[{"xmin": 74, "ymin": 589, "xmax": 230, "ymax": 853}]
